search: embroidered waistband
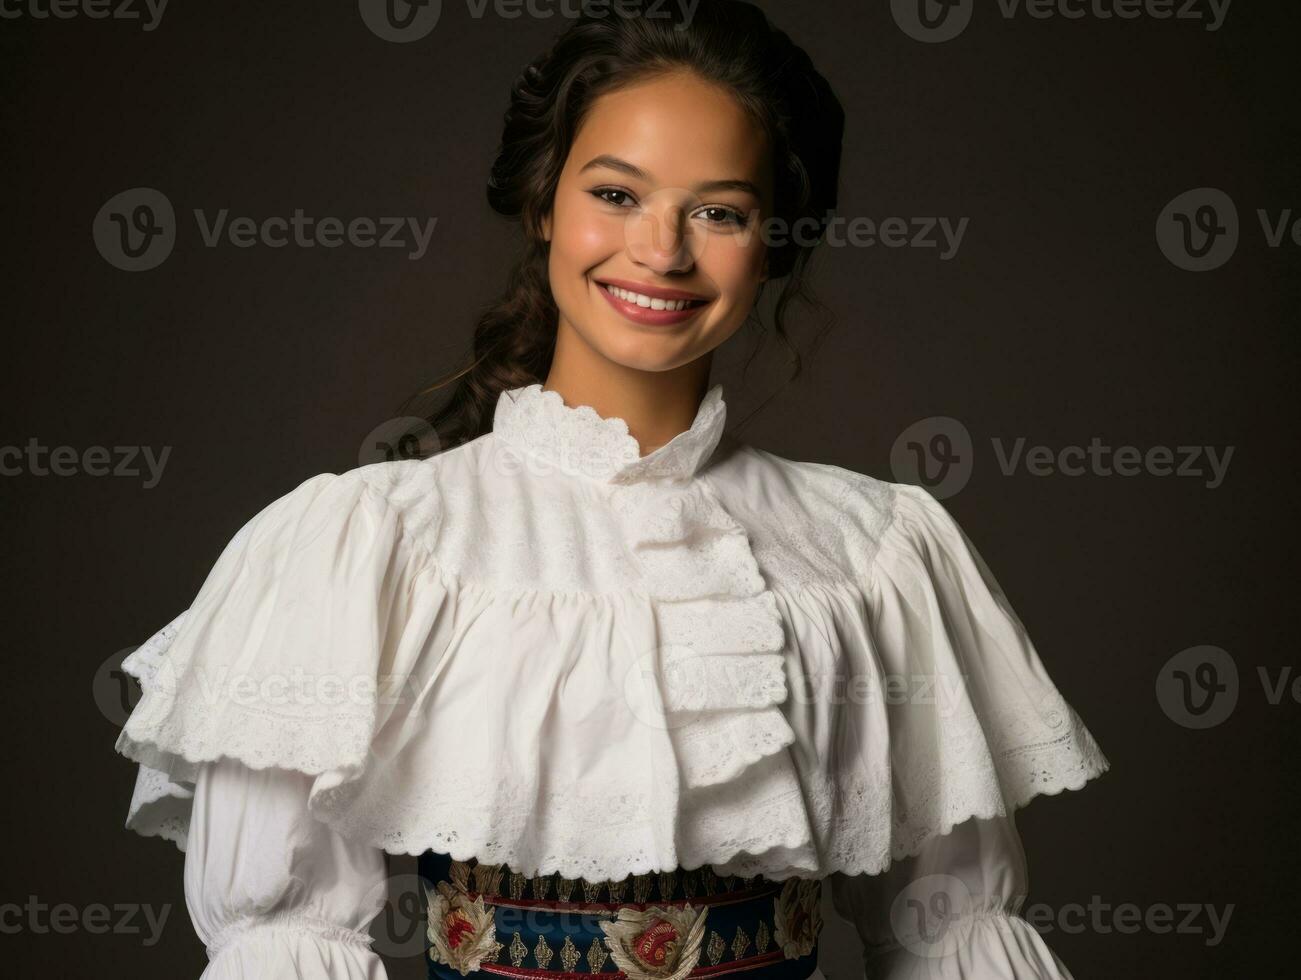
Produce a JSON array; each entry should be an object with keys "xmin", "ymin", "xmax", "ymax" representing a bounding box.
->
[{"xmin": 418, "ymin": 852, "xmax": 823, "ymax": 980}]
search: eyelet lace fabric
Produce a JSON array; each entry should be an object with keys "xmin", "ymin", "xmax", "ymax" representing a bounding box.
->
[{"xmin": 114, "ymin": 382, "xmax": 1109, "ymax": 884}]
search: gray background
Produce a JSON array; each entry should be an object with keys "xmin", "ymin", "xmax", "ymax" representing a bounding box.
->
[{"xmin": 1, "ymin": 0, "xmax": 1296, "ymax": 976}]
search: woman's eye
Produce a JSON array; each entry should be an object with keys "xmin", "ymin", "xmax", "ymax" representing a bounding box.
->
[
  {"xmin": 593, "ymin": 188, "xmax": 634, "ymax": 207},
  {"xmin": 591, "ymin": 189, "xmax": 748, "ymax": 228},
  {"xmin": 696, "ymin": 206, "xmax": 748, "ymax": 228}
]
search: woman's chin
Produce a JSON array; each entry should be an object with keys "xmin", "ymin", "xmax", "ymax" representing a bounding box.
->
[{"xmin": 598, "ymin": 338, "xmax": 706, "ymax": 375}]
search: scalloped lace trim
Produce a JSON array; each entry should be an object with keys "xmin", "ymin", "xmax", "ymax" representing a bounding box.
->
[
  {"xmin": 492, "ymin": 383, "xmax": 727, "ymax": 483},
  {"xmin": 113, "ymin": 394, "xmax": 1111, "ymax": 879}
]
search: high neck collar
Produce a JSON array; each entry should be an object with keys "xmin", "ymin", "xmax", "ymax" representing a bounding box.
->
[{"xmin": 492, "ymin": 383, "xmax": 728, "ymax": 484}]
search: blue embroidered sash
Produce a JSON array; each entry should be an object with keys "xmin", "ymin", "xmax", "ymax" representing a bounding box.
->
[{"xmin": 418, "ymin": 851, "xmax": 823, "ymax": 980}]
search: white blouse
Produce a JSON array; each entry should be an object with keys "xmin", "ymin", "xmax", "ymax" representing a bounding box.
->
[{"xmin": 115, "ymin": 382, "xmax": 1109, "ymax": 978}]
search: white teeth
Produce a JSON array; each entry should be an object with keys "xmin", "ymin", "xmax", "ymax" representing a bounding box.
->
[{"xmin": 603, "ymin": 283, "xmax": 699, "ymax": 312}]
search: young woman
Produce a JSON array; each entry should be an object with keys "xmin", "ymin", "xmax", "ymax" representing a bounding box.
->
[{"xmin": 115, "ymin": 3, "xmax": 1109, "ymax": 978}]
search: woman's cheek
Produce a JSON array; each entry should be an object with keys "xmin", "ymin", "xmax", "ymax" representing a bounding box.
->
[{"xmin": 707, "ymin": 241, "xmax": 764, "ymax": 304}]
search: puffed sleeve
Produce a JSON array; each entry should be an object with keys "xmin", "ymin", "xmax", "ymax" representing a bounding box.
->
[
  {"xmin": 186, "ymin": 758, "xmax": 388, "ymax": 978},
  {"xmin": 822, "ymin": 481, "xmax": 1109, "ymax": 977},
  {"xmin": 115, "ymin": 470, "xmax": 409, "ymax": 783},
  {"xmin": 865, "ymin": 483, "xmax": 1109, "ymax": 839},
  {"xmin": 113, "ymin": 462, "xmax": 446, "ymax": 974},
  {"xmin": 829, "ymin": 813, "xmax": 1073, "ymax": 979}
]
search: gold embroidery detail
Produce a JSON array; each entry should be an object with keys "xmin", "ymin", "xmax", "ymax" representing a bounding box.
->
[
  {"xmin": 658, "ymin": 871, "xmax": 676, "ymax": 900},
  {"xmin": 599, "ymin": 905, "xmax": 708, "ymax": 980},
  {"xmin": 707, "ymin": 930, "xmax": 726, "ymax": 965},
  {"xmin": 632, "ymin": 874, "xmax": 652, "ymax": 904},
  {"xmin": 586, "ymin": 937, "xmax": 609, "ymax": 972},
  {"xmin": 509, "ymin": 872, "xmax": 527, "ymax": 900},
  {"xmin": 557, "ymin": 876, "xmax": 577, "ymax": 902},
  {"xmin": 424, "ymin": 879, "xmax": 502, "ymax": 976},
  {"xmin": 509, "ymin": 932, "xmax": 528, "ymax": 967},
  {"xmin": 448, "ymin": 860, "xmax": 473, "ymax": 894},
  {"xmin": 560, "ymin": 936, "xmax": 582, "ymax": 971},
  {"xmin": 755, "ymin": 920, "xmax": 770, "ymax": 954},
  {"xmin": 534, "ymin": 934, "xmax": 554, "ymax": 969},
  {"xmin": 474, "ymin": 863, "xmax": 505, "ymax": 896},
  {"xmin": 582, "ymin": 878, "xmax": 605, "ymax": 903},
  {"xmin": 681, "ymin": 869, "xmax": 697, "ymax": 897},
  {"xmin": 532, "ymin": 875, "xmax": 552, "ymax": 900},
  {"xmin": 608, "ymin": 877, "xmax": 628, "ymax": 903},
  {"xmin": 731, "ymin": 925, "xmax": 751, "ymax": 961},
  {"xmin": 773, "ymin": 878, "xmax": 823, "ymax": 959}
]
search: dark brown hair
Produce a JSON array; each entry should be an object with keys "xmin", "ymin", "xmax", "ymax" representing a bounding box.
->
[{"xmin": 409, "ymin": 0, "xmax": 844, "ymax": 449}]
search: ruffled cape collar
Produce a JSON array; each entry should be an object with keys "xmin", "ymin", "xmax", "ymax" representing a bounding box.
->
[{"xmin": 492, "ymin": 382, "xmax": 728, "ymax": 484}]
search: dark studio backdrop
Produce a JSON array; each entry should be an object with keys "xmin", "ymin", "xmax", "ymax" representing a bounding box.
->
[{"xmin": 1, "ymin": 1, "xmax": 1296, "ymax": 976}]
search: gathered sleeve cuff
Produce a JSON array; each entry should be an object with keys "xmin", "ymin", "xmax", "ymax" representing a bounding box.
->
[
  {"xmin": 187, "ymin": 758, "xmax": 389, "ymax": 979},
  {"xmin": 829, "ymin": 814, "xmax": 1074, "ymax": 980},
  {"xmin": 823, "ymin": 481, "xmax": 1108, "ymax": 978}
]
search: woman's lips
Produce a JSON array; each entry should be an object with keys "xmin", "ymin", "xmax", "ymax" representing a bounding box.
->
[{"xmin": 595, "ymin": 281, "xmax": 712, "ymax": 327}]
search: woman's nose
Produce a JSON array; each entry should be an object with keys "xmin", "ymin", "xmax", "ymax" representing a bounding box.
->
[{"xmin": 624, "ymin": 195, "xmax": 698, "ymax": 275}]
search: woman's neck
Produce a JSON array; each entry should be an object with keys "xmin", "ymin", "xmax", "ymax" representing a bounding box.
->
[{"xmin": 542, "ymin": 328, "xmax": 713, "ymax": 457}]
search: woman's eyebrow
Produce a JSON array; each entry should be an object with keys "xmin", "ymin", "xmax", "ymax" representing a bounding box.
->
[{"xmin": 579, "ymin": 154, "xmax": 762, "ymax": 198}]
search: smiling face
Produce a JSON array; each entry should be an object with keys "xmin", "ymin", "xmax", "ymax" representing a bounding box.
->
[{"xmin": 541, "ymin": 70, "xmax": 774, "ymax": 376}]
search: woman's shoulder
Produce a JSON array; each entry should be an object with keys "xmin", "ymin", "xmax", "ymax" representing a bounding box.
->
[
  {"xmin": 711, "ymin": 440, "xmax": 967, "ymax": 586},
  {"xmin": 232, "ymin": 435, "xmax": 496, "ymax": 553}
]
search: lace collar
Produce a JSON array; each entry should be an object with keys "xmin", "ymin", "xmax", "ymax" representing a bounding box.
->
[{"xmin": 492, "ymin": 382, "xmax": 728, "ymax": 484}]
